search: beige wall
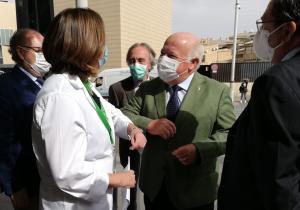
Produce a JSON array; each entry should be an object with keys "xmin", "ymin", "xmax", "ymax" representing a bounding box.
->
[
  {"xmin": 53, "ymin": 0, "xmax": 172, "ymax": 69},
  {"xmin": 119, "ymin": 0, "xmax": 172, "ymax": 67},
  {"xmin": 237, "ymin": 46, "xmax": 258, "ymax": 62},
  {"xmin": 53, "ymin": 0, "xmax": 76, "ymax": 13},
  {"xmin": 0, "ymin": 2, "xmax": 17, "ymax": 64},
  {"xmin": 203, "ymin": 44, "xmax": 232, "ymax": 64},
  {"xmin": 2, "ymin": 46, "xmax": 13, "ymax": 64},
  {"xmin": 0, "ymin": 2, "xmax": 17, "ymax": 29},
  {"xmin": 90, "ymin": 0, "xmax": 122, "ymax": 69}
]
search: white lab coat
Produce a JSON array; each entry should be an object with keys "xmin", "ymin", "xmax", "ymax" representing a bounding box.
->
[{"xmin": 32, "ymin": 73, "xmax": 131, "ymax": 210}]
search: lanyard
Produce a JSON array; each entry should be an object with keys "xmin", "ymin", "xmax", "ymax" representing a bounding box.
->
[{"xmin": 83, "ymin": 81, "xmax": 114, "ymax": 144}]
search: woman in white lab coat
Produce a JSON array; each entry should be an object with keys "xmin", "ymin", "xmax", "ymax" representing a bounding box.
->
[{"xmin": 31, "ymin": 8, "xmax": 146, "ymax": 210}]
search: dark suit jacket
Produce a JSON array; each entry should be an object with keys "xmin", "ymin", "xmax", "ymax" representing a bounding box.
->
[
  {"xmin": 108, "ymin": 76, "xmax": 135, "ymax": 109},
  {"xmin": 218, "ymin": 53, "xmax": 300, "ymax": 210},
  {"xmin": 122, "ymin": 73, "xmax": 235, "ymax": 209},
  {"xmin": 0, "ymin": 66, "xmax": 40, "ymax": 196}
]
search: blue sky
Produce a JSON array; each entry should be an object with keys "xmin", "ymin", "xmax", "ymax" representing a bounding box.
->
[{"xmin": 172, "ymin": 0, "xmax": 269, "ymax": 39}]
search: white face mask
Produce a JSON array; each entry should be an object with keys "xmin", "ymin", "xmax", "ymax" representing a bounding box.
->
[
  {"xmin": 23, "ymin": 51, "xmax": 51, "ymax": 75},
  {"xmin": 158, "ymin": 55, "xmax": 188, "ymax": 83},
  {"xmin": 253, "ymin": 23, "xmax": 286, "ymax": 61},
  {"xmin": 32, "ymin": 52, "xmax": 51, "ymax": 74}
]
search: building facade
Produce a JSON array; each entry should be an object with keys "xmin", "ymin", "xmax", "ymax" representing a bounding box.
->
[
  {"xmin": 0, "ymin": 1, "xmax": 17, "ymax": 64},
  {"xmin": 53, "ymin": 0, "xmax": 172, "ymax": 69}
]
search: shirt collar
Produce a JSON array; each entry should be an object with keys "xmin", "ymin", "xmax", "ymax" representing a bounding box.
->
[
  {"xmin": 177, "ymin": 73, "xmax": 195, "ymax": 91},
  {"xmin": 282, "ymin": 46, "xmax": 300, "ymax": 61},
  {"xmin": 18, "ymin": 65, "xmax": 37, "ymax": 82}
]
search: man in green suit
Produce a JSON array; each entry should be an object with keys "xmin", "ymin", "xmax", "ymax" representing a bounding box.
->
[{"xmin": 122, "ymin": 32, "xmax": 235, "ymax": 210}]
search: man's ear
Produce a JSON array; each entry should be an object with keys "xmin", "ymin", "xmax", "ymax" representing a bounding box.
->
[
  {"xmin": 189, "ymin": 57, "xmax": 200, "ymax": 71},
  {"xmin": 283, "ymin": 21, "xmax": 297, "ymax": 42},
  {"xmin": 16, "ymin": 47, "xmax": 25, "ymax": 61}
]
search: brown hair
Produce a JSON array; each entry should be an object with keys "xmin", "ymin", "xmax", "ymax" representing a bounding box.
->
[
  {"xmin": 43, "ymin": 8, "xmax": 105, "ymax": 81},
  {"xmin": 126, "ymin": 43, "xmax": 156, "ymax": 69}
]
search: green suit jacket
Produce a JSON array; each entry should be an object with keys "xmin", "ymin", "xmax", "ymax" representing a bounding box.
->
[{"xmin": 122, "ymin": 73, "xmax": 235, "ymax": 209}]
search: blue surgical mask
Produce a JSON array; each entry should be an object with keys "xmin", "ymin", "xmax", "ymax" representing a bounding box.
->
[
  {"xmin": 99, "ymin": 47, "xmax": 109, "ymax": 66},
  {"xmin": 129, "ymin": 63, "xmax": 147, "ymax": 80}
]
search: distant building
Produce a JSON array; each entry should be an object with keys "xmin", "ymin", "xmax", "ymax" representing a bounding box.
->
[
  {"xmin": 201, "ymin": 39, "xmax": 232, "ymax": 65},
  {"xmin": 229, "ymin": 32, "xmax": 258, "ymax": 63},
  {"xmin": 0, "ymin": 1, "xmax": 17, "ymax": 64},
  {"xmin": 201, "ymin": 31, "xmax": 260, "ymax": 65},
  {"xmin": 53, "ymin": 0, "xmax": 172, "ymax": 70}
]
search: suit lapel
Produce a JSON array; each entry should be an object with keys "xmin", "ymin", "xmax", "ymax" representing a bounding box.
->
[
  {"xmin": 14, "ymin": 67, "xmax": 40, "ymax": 94},
  {"xmin": 154, "ymin": 79, "xmax": 167, "ymax": 118},
  {"xmin": 175, "ymin": 73, "xmax": 205, "ymax": 125}
]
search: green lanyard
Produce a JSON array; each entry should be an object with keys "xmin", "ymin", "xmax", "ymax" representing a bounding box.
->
[{"xmin": 83, "ymin": 81, "xmax": 114, "ymax": 144}]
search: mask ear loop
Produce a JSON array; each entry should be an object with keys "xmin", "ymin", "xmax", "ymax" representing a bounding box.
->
[
  {"xmin": 17, "ymin": 46, "xmax": 40, "ymax": 74},
  {"xmin": 180, "ymin": 58, "xmax": 197, "ymax": 76},
  {"xmin": 267, "ymin": 22, "xmax": 289, "ymax": 50}
]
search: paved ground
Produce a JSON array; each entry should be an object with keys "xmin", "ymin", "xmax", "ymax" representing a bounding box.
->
[{"xmin": 0, "ymin": 101, "xmax": 247, "ymax": 210}]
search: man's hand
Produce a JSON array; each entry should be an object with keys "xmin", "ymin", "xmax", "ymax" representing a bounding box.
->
[
  {"xmin": 146, "ymin": 118, "xmax": 176, "ymax": 140},
  {"xmin": 172, "ymin": 144, "xmax": 197, "ymax": 165},
  {"xmin": 10, "ymin": 188, "xmax": 29, "ymax": 209}
]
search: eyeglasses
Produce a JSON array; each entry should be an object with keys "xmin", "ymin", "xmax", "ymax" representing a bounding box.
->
[
  {"xmin": 19, "ymin": 45, "xmax": 43, "ymax": 53},
  {"xmin": 256, "ymin": 19, "xmax": 276, "ymax": 31}
]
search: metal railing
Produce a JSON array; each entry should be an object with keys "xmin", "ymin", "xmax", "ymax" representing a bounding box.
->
[{"xmin": 198, "ymin": 62, "xmax": 271, "ymax": 82}]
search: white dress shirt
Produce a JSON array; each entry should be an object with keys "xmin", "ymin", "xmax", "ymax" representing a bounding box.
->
[
  {"xmin": 32, "ymin": 73, "xmax": 131, "ymax": 210},
  {"xmin": 165, "ymin": 73, "xmax": 195, "ymax": 106},
  {"xmin": 18, "ymin": 66, "xmax": 42, "ymax": 88}
]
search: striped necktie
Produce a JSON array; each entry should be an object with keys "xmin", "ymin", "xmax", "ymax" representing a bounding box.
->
[{"xmin": 166, "ymin": 85, "xmax": 181, "ymax": 122}]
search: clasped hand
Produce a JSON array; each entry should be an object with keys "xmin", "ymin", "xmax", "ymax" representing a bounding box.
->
[
  {"xmin": 146, "ymin": 118, "xmax": 176, "ymax": 139},
  {"xmin": 172, "ymin": 144, "xmax": 197, "ymax": 165}
]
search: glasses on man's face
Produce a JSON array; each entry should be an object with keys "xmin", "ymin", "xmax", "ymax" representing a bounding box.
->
[
  {"xmin": 19, "ymin": 46, "xmax": 43, "ymax": 53},
  {"xmin": 256, "ymin": 19, "xmax": 276, "ymax": 31}
]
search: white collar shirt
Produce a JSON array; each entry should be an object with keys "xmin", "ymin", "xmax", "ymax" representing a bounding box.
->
[{"xmin": 165, "ymin": 73, "xmax": 195, "ymax": 105}]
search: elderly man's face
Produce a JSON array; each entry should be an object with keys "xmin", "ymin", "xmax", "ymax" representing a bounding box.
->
[
  {"xmin": 160, "ymin": 35, "xmax": 196, "ymax": 85},
  {"xmin": 17, "ymin": 32, "xmax": 44, "ymax": 76},
  {"xmin": 128, "ymin": 46, "xmax": 151, "ymax": 70}
]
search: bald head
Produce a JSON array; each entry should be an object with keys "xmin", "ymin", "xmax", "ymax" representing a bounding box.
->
[
  {"xmin": 9, "ymin": 28, "xmax": 43, "ymax": 64},
  {"xmin": 163, "ymin": 32, "xmax": 201, "ymax": 59},
  {"xmin": 159, "ymin": 32, "xmax": 202, "ymax": 85}
]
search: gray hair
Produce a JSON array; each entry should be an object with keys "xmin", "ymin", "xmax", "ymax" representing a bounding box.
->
[
  {"xmin": 188, "ymin": 42, "xmax": 204, "ymax": 70},
  {"xmin": 126, "ymin": 42, "xmax": 156, "ymax": 69}
]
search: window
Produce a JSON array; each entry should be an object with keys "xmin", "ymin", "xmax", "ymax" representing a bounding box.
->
[
  {"xmin": 0, "ymin": 45, "xmax": 3, "ymax": 64},
  {"xmin": 0, "ymin": 29, "xmax": 14, "ymax": 45}
]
